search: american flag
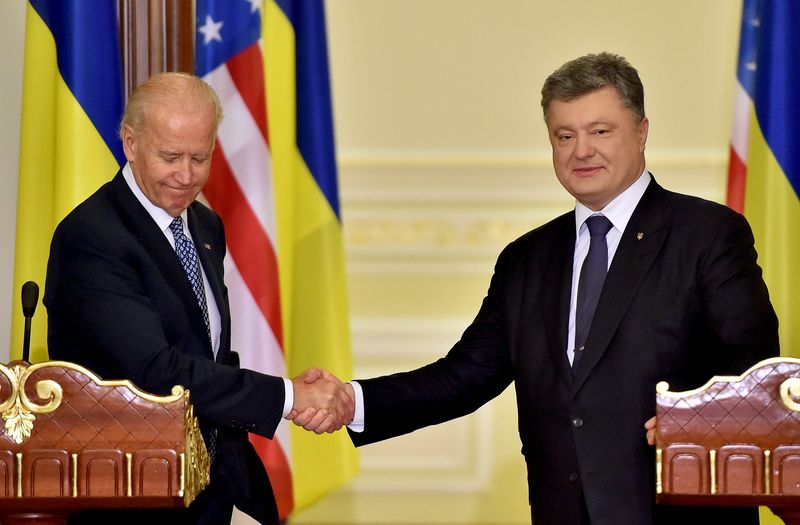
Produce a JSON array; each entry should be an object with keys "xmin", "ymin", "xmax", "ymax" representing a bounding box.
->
[{"xmin": 196, "ymin": 0, "xmax": 293, "ymax": 518}]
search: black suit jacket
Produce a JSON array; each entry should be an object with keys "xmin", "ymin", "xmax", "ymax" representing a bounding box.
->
[
  {"xmin": 45, "ymin": 172, "xmax": 282, "ymax": 524},
  {"xmin": 350, "ymin": 179, "xmax": 779, "ymax": 525}
]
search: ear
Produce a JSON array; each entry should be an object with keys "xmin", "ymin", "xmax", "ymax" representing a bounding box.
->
[
  {"xmin": 638, "ymin": 117, "xmax": 649, "ymax": 152},
  {"xmin": 121, "ymin": 124, "xmax": 137, "ymax": 162}
]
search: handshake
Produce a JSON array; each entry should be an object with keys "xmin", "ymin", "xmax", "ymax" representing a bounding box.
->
[{"xmin": 287, "ymin": 368, "xmax": 355, "ymax": 434}]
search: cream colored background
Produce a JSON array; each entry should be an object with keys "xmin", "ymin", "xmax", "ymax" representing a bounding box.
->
[{"xmin": 0, "ymin": 1, "xmax": 743, "ymax": 524}]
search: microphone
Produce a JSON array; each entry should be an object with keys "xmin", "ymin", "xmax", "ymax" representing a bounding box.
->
[{"xmin": 21, "ymin": 281, "xmax": 39, "ymax": 362}]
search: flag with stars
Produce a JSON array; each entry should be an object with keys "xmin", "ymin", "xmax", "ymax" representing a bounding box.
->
[
  {"xmin": 196, "ymin": 0, "xmax": 357, "ymax": 519},
  {"xmin": 13, "ymin": 0, "xmax": 124, "ymax": 362},
  {"xmin": 727, "ymin": 1, "xmax": 799, "ymax": 361}
]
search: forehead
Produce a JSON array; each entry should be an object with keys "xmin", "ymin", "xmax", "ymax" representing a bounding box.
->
[
  {"xmin": 546, "ymin": 86, "xmax": 635, "ymax": 129},
  {"xmin": 143, "ymin": 105, "xmax": 216, "ymax": 146}
]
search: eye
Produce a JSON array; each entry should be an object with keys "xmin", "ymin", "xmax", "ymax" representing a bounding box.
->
[
  {"xmin": 558, "ymin": 133, "xmax": 573, "ymax": 142},
  {"xmin": 192, "ymin": 155, "xmax": 210, "ymax": 164},
  {"xmin": 594, "ymin": 129, "xmax": 609, "ymax": 136},
  {"xmin": 161, "ymin": 154, "xmax": 179, "ymax": 163}
]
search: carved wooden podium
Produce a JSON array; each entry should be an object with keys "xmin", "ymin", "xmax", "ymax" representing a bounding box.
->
[
  {"xmin": 0, "ymin": 360, "xmax": 209, "ymax": 524},
  {"xmin": 656, "ymin": 357, "xmax": 800, "ymax": 524}
]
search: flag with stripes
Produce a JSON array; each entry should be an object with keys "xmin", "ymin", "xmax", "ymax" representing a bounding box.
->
[
  {"xmin": 12, "ymin": 0, "xmax": 124, "ymax": 362},
  {"xmin": 196, "ymin": 0, "xmax": 358, "ymax": 518},
  {"xmin": 726, "ymin": 0, "xmax": 800, "ymax": 361}
]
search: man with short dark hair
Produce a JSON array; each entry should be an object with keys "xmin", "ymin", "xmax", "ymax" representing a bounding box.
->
[{"xmin": 298, "ymin": 53, "xmax": 779, "ymax": 524}]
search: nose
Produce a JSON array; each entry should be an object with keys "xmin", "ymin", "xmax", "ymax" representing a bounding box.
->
[
  {"xmin": 173, "ymin": 158, "xmax": 193, "ymax": 185},
  {"xmin": 574, "ymin": 134, "xmax": 595, "ymax": 159}
]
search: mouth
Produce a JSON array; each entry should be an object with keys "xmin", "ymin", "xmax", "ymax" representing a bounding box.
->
[{"xmin": 573, "ymin": 166, "xmax": 604, "ymax": 177}]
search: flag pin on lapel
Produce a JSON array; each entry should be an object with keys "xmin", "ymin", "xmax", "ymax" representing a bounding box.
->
[
  {"xmin": 636, "ymin": 232, "xmax": 644, "ymax": 240},
  {"xmin": 203, "ymin": 242, "xmax": 211, "ymax": 250}
]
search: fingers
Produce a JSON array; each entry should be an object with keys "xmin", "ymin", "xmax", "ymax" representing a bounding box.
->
[
  {"xmin": 644, "ymin": 416, "xmax": 656, "ymax": 446},
  {"xmin": 290, "ymin": 369, "xmax": 354, "ymax": 432},
  {"xmin": 302, "ymin": 368, "xmax": 323, "ymax": 384}
]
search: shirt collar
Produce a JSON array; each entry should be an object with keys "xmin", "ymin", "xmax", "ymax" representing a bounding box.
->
[
  {"xmin": 122, "ymin": 163, "xmax": 188, "ymax": 233},
  {"xmin": 574, "ymin": 169, "xmax": 651, "ymax": 236}
]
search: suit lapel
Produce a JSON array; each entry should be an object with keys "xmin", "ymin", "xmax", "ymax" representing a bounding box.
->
[
  {"xmin": 187, "ymin": 205, "xmax": 230, "ymax": 363},
  {"xmin": 571, "ymin": 180, "xmax": 668, "ymax": 391},
  {"xmin": 541, "ymin": 213, "xmax": 576, "ymax": 387},
  {"xmin": 110, "ymin": 173, "xmax": 215, "ymax": 359}
]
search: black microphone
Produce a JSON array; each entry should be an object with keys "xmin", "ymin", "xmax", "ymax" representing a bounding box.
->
[{"xmin": 21, "ymin": 281, "xmax": 39, "ymax": 362}]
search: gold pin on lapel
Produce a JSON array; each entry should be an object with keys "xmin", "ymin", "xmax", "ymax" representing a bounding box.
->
[
  {"xmin": 636, "ymin": 232, "xmax": 644, "ymax": 240},
  {"xmin": 203, "ymin": 242, "xmax": 212, "ymax": 250}
]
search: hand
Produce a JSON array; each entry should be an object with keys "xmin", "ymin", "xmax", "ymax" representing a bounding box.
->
[
  {"xmin": 287, "ymin": 368, "xmax": 355, "ymax": 434},
  {"xmin": 644, "ymin": 416, "xmax": 657, "ymax": 445}
]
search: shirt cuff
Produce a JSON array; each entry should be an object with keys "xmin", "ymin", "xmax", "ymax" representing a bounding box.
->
[
  {"xmin": 347, "ymin": 380, "xmax": 365, "ymax": 432},
  {"xmin": 282, "ymin": 377, "xmax": 294, "ymax": 418}
]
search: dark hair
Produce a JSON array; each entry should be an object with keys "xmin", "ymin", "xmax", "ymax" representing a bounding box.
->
[{"xmin": 541, "ymin": 52, "xmax": 645, "ymax": 122}]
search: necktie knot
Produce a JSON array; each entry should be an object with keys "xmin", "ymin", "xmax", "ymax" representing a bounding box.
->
[
  {"xmin": 169, "ymin": 216, "xmax": 184, "ymax": 236},
  {"xmin": 586, "ymin": 215, "xmax": 612, "ymax": 238}
]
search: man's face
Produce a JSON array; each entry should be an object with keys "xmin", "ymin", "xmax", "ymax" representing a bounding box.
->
[
  {"xmin": 546, "ymin": 86, "xmax": 648, "ymax": 211},
  {"xmin": 122, "ymin": 104, "xmax": 216, "ymax": 217}
]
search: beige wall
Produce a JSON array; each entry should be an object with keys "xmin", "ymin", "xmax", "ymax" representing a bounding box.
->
[{"xmin": 0, "ymin": 1, "xmax": 743, "ymax": 524}]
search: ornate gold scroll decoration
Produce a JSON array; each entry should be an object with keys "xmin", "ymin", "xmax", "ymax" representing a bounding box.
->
[
  {"xmin": 779, "ymin": 377, "xmax": 800, "ymax": 412},
  {"xmin": 0, "ymin": 363, "xmax": 63, "ymax": 444},
  {"xmin": 182, "ymin": 389, "xmax": 210, "ymax": 506}
]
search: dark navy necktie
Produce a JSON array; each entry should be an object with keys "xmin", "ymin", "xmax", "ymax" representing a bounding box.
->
[
  {"xmin": 168, "ymin": 216, "xmax": 216, "ymax": 461},
  {"xmin": 573, "ymin": 215, "xmax": 613, "ymax": 369}
]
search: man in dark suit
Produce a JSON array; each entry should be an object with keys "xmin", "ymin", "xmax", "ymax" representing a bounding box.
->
[
  {"xmin": 44, "ymin": 72, "xmax": 352, "ymax": 525},
  {"xmin": 295, "ymin": 53, "xmax": 779, "ymax": 524}
]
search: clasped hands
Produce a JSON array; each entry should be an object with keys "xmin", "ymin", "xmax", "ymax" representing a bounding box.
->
[{"xmin": 287, "ymin": 368, "xmax": 355, "ymax": 434}]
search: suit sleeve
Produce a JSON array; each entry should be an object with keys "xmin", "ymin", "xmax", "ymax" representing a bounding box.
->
[
  {"xmin": 698, "ymin": 210, "xmax": 779, "ymax": 372},
  {"xmin": 350, "ymin": 244, "xmax": 517, "ymax": 446},
  {"xmin": 45, "ymin": 216, "xmax": 285, "ymax": 439}
]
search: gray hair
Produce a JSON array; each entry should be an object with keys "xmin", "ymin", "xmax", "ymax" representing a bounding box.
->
[
  {"xmin": 119, "ymin": 72, "xmax": 224, "ymax": 139},
  {"xmin": 541, "ymin": 52, "xmax": 645, "ymax": 122}
]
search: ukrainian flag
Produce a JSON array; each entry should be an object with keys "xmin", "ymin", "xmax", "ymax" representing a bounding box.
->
[
  {"xmin": 728, "ymin": 0, "xmax": 800, "ymax": 357},
  {"xmin": 263, "ymin": 0, "xmax": 359, "ymax": 510},
  {"xmin": 728, "ymin": 4, "xmax": 800, "ymax": 521},
  {"xmin": 12, "ymin": 0, "xmax": 124, "ymax": 362}
]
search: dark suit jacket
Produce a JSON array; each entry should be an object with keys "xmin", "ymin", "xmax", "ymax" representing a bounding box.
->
[
  {"xmin": 45, "ymin": 172, "xmax": 282, "ymax": 524},
  {"xmin": 349, "ymin": 179, "xmax": 779, "ymax": 525}
]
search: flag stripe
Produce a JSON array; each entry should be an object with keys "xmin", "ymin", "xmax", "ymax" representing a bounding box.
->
[
  {"xmin": 226, "ymin": 43, "xmax": 271, "ymax": 146},
  {"xmin": 205, "ymin": 145, "xmax": 284, "ymax": 346},
  {"xmin": 726, "ymin": 146, "xmax": 747, "ymax": 213},
  {"xmin": 276, "ymin": 0, "xmax": 341, "ymax": 217},
  {"xmin": 751, "ymin": 0, "xmax": 800, "ymax": 197},
  {"xmin": 208, "ymin": 64, "xmax": 279, "ymax": 243},
  {"xmin": 251, "ymin": 434, "xmax": 294, "ymax": 517},
  {"xmin": 224, "ymin": 256, "xmax": 285, "ymax": 375}
]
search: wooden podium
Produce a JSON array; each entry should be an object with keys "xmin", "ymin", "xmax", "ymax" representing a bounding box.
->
[
  {"xmin": 0, "ymin": 360, "xmax": 209, "ymax": 524},
  {"xmin": 656, "ymin": 357, "xmax": 800, "ymax": 524}
]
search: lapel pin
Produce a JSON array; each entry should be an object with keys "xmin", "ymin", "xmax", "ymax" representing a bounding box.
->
[
  {"xmin": 636, "ymin": 232, "xmax": 644, "ymax": 240},
  {"xmin": 203, "ymin": 243, "xmax": 212, "ymax": 250}
]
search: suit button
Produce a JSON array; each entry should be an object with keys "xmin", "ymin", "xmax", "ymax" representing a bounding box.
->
[
  {"xmin": 571, "ymin": 416, "xmax": 584, "ymax": 428},
  {"xmin": 569, "ymin": 472, "xmax": 579, "ymax": 482}
]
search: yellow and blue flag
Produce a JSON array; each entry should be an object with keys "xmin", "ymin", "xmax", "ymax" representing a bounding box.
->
[
  {"xmin": 265, "ymin": 0, "xmax": 359, "ymax": 512},
  {"xmin": 12, "ymin": 0, "xmax": 124, "ymax": 362},
  {"xmin": 727, "ymin": 0, "xmax": 799, "ymax": 357}
]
